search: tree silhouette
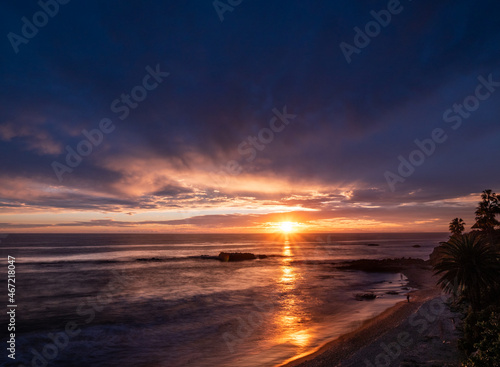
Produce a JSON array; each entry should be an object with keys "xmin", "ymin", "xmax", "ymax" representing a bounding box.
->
[
  {"xmin": 472, "ymin": 189, "xmax": 500, "ymax": 232},
  {"xmin": 449, "ymin": 218, "xmax": 465, "ymax": 237},
  {"xmin": 433, "ymin": 233, "xmax": 500, "ymax": 311}
]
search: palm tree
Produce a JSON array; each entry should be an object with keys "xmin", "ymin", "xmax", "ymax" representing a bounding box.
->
[
  {"xmin": 449, "ymin": 218, "xmax": 465, "ymax": 237},
  {"xmin": 472, "ymin": 189, "xmax": 500, "ymax": 232},
  {"xmin": 433, "ymin": 233, "xmax": 500, "ymax": 311}
]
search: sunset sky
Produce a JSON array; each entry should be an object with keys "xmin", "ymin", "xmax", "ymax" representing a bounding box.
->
[{"xmin": 1, "ymin": 1, "xmax": 499, "ymax": 233}]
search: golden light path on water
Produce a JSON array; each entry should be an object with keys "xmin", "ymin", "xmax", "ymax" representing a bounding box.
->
[
  {"xmin": 268, "ymin": 233, "xmax": 415, "ymax": 367},
  {"xmin": 274, "ymin": 236, "xmax": 313, "ymax": 361},
  {"xmin": 227, "ymin": 232, "xmax": 412, "ymax": 367}
]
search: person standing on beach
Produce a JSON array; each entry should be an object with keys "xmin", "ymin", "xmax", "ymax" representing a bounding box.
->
[{"xmin": 407, "ymin": 294, "xmax": 410, "ymax": 302}]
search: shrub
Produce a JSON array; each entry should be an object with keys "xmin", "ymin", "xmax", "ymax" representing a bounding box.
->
[{"xmin": 462, "ymin": 311, "xmax": 500, "ymax": 366}]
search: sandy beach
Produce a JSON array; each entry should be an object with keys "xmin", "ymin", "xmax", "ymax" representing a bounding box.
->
[{"xmin": 284, "ymin": 261, "xmax": 461, "ymax": 367}]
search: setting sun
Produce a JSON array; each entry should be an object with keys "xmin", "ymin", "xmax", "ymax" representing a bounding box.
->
[{"xmin": 279, "ymin": 221, "xmax": 296, "ymax": 233}]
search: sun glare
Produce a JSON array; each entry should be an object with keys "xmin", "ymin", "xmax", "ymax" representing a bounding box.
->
[{"xmin": 279, "ymin": 221, "xmax": 295, "ymax": 233}]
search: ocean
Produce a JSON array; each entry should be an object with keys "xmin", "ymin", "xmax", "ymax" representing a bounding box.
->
[{"xmin": 0, "ymin": 233, "xmax": 448, "ymax": 367}]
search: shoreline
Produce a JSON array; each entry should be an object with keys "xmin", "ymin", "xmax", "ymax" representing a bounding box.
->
[{"xmin": 281, "ymin": 260, "xmax": 460, "ymax": 367}]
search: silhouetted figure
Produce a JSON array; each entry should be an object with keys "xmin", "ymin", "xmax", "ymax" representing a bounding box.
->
[{"xmin": 407, "ymin": 294, "xmax": 410, "ymax": 302}]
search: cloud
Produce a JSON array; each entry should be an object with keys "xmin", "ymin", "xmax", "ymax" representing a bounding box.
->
[{"xmin": 0, "ymin": 1, "xmax": 499, "ymax": 231}]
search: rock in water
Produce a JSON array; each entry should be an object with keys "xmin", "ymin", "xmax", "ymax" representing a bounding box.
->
[
  {"xmin": 218, "ymin": 252, "xmax": 257, "ymax": 262},
  {"xmin": 355, "ymin": 292, "xmax": 377, "ymax": 300},
  {"xmin": 429, "ymin": 245, "xmax": 446, "ymax": 266},
  {"xmin": 136, "ymin": 257, "xmax": 162, "ymax": 262}
]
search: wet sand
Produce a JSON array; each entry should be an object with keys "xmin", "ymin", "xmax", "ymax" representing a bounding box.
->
[{"xmin": 283, "ymin": 261, "xmax": 461, "ymax": 367}]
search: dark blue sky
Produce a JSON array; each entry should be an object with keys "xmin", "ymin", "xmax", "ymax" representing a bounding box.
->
[{"xmin": 0, "ymin": 0, "xmax": 499, "ymax": 232}]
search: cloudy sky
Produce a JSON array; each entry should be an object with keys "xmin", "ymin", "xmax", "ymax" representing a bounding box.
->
[{"xmin": 0, "ymin": 0, "xmax": 499, "ymax": 233}]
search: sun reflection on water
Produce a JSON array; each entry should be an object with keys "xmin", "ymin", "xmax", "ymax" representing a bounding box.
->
[{"xmin": 275, "ymin": 237, "xmax": 312, "ymax": 349}]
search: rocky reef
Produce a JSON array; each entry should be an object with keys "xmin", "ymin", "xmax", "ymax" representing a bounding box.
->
[
  {"xmin": 355, "ymin": 292, "xmax": 377, "ymax": 300},
  {"xmin": 217, "ymin": 252, "xmax": 268, "ymax": 262},
  {"xmin": 336, "ymin": 258, "xmax": 428, "ymax": 273}
]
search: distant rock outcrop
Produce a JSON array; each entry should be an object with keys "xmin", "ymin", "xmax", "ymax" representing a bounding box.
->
[
  {"xmin": 366, "ymin": 243, "xmax": 379, "ymax": 247},
  {"xmin": 355, "ymin": 292, "xmax": 377, "ymax": 300},
  {"xmin": 337, "ymin": 258, "xmax": 428, "ymax": 273},
  {"xmin": 136, "ymin": 257, "xmax": 162, "ymax": 262},
  {"xmin": 412, "ymin": 244, "xmax": 422, "ymax": 248},
  {"xmin": 429, "ymin": 245, "xmax": 446, "ymax": 266},
  {"xmin": 217, "ymin": 252, "xmax": 267, "ymax": 262}
]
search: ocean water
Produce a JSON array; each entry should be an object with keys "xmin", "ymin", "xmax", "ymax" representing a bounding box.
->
[{"xmin": 0, "ymin": 233, "xmax": 447, "ymax": 367}]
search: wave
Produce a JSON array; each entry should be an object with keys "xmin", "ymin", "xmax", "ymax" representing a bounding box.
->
[
  {"xmin": 136, "ymin": 254, "xmax": 285, "ymax": 262},
  {"xmin": 17, "ymin": 254, "xmax": 287, "ymax": 266}
]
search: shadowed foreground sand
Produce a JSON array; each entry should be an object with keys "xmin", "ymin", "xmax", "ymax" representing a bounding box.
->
[{"xmin": 284, "ymin": 262, "xmax": 461, "ymax": 367}]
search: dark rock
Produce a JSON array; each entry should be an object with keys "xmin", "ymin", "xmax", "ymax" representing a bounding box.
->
[
  {"xmin": 218, "ymin": 252, "xmax": 258, "ymax": 262},
  {"xmin": 366, "ymin": 243, "xmax": 379, "ymax": 247},
  {"xmin": 386, "ymin": 291, "xmax": 399, "ymax": 295},
  {"xmin": 412, "ymin": 244, "xmax": 421, "ymax": 248},
  {"xmin": 429, "ymin": 245, "xmax": 446, "ymax": 266},
  {"xmin": 337, "ymin": 258, "xmax": 427, "ymax": 273},
  {"xmin": 198, "ymin": 253, "xmax": 268, "ymax": 261},
  {"xmin": 355, "ymin": 293, "xmax": 377, "ymax": 301},
  {"xmin": 136, "ymin": 257, "xmax": 162, "ymax": 262},
  {"xmin": 200, "ymin": 255, "xmax": 219, "ymax": 260}
]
